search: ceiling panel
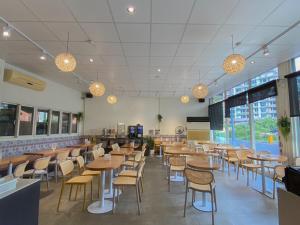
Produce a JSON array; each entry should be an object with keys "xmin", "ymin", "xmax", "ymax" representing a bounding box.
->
[
  {"xmin": 126, "ymin": 56, "xmax": 149, "ymax": 66},
  {"xmin": 182, "ymin": 25, "xmax": 220, "ymax": 43},
  {"xmin": 150, "ymin": 44, "xmax": 178, "ymax": 57},
  {"xmin": 64, "ymin": 0, "xmax": 112, "ymax": 22},
  {"xmin": 80, "ymin": 23, "xmax": 119, "ymax": 42},
  {"xmin": 109, "ymin": 0, "xmax": 150, "ymax": 23},
  {"xmin": 122, "ymin": 43, "xmax": 149, "ymax": 56},
  {"xmin": 45, "ymin": 22, "xmax": 88, "ymax": 41},
  {"xmin": 94, "ymin": 43, "xmax": 123, "ymax": 56},
  {"xmin": 152, "ymin": 0, "xmax": 194, "ymax": 23},
  {"xmin": 151, "ymin": 24, "xmax": 185, "ymax": 43},
  {"xmin": 176, "ymin": 44, "xmax": 206, "ymax": 57},
  {"xmin": 101, "ymin": 55, "xmax": 127, "ymax": 66},
  {"xmin": 116, "ymin": 23, "xmax": 150, "ymax": 43},
  {"xmin": 150, "ymin": 57, "xmax": 173, "ymax": 67},
  {"xmin": 0, "ymin": 0, "xmax": 37, "ymax": 21},
  {"xmin": 22, "ymin": 0, "xmax": 75, "ymax": 22}
]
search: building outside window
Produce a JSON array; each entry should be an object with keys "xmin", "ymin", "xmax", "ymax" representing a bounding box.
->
[
  {"xmin": 19, "ymin": 106, "xmax": 34, "ymax": 135},
  {"xmin": 211, "ymin": 93, "xmax": 226, "ymax": 143},
  {"xmin": 36, "ymin": 110, "xmax": 49, "ymax": 135},
  {"xmin": 0, "ymin": 103, "xmax": 17, "ymax": 136},
  {"xmin": 51, "ymin": 111, "xmax": 60, "ymax": 134},
  {"xmin": 62, "ymin": 113, "xmax": 70, "ymax": 134}
]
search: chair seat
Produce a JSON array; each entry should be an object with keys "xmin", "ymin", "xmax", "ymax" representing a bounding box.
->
[
  {"xmin": 82, "ymin": 170, "xmax": 100, "ymax": 176},
  {"xmin": 170, "ymin": 165, "xmax": 185, "ymax": 171},
  {"xmin": 24, "ymin": 169, "xmax": 47, "ymax": 175},
  {"xmin": 66, "ymin": 175, "xmax": 93, "ymax": 184},
  {"xmin": 189, "ymin": 182, "xmax": 215, "ymax": 192},
  {"xmin": 122, "ymin": 161, "xmax": 138, "ymax": 168},
  {"xmin": 242, "ymin": 163, "xmax": 261, "ymax": 169},
  {"xmin": 119, "ymin": 170, "xmax": 138, "ymax": 177},
  {"xmin": 113, "ymin": 176, "xmax": 136, "ymax": 186}
]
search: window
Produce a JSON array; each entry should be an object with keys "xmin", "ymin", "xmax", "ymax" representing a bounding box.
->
[
  {"xmin": 19, "ymin": 106, "xmax": 34, "ymax": 135},
  {"xmin": 0, "ymin": 103, "xmax": 17, "ymax": 136},
  {"xmin": 36, "ymin": 110, "xmax": 49, "ymax": 135},
  {"xmin": 212, "ymin": 92, "xmax": 224, "ymax": 103},
  {"xmin": 62, "ymin": 113, "xmax": 70, "ymax": 134},
  {"xmin": 51, "ymin": 111, "xmax": 60, "ymax": 134},
  {"xmin": 226, "ymin": 82, "xmax": 249, "ymax": 97},
  {"xmin": 72, "ymin": 114, "xmax": 78, "ymax": 133}
]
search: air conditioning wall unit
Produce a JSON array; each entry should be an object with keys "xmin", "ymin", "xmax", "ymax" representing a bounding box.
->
[{"xmin": 3, "ymin": 69, "xmax": 46, "ymax": 91}]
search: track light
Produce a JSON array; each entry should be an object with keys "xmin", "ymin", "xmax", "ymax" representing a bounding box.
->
[
  {"xmin": 263, "ymin": 46, "xmax": 270, "ymax": 56},
  {"xmin": 2, "ymin": 25, "xmax": 11, "ymax": 39}
]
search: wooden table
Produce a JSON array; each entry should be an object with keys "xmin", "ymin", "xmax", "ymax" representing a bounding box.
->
[
  {"xmin": 187, "ymin": 157, "xmax": 220, "ymax": 212},
  {"xmin": 86, "ymin": 155, "xmax": 124, "ymax": 214},
  {"xmin": 110, "ymin": 148, "xmax": 134, "ymax": 156},
  {"xmin": 247, "ymin": 154, "xmax": 287, "ymax": 197},
  {"xmin": 120, "ymin": 143, "xmax": 132, "ymax": 148},
  {"xmin": 164, "ymin": 148, "xmax": 206, "ymax": 156},
  {"xmin": 0, "ymin": 155, "xmax": 40, "ymax": 175},
  {"xmin": 24, "ymin": 148, "xmax": 70, "ymax": 158},
  {"xmin": 67, "ymin": 144, "xmax": 94, "ymax": 162}
]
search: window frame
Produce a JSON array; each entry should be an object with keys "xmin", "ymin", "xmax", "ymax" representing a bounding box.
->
[{"xmin": 18, "ymin": 105, "xmax": 35, "ymax": 136}]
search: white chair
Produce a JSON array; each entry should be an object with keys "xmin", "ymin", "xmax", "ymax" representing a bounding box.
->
[
  {"xmin": 112, "ymin": 143, "xmax": 120, "ymax": 151},
  {"xmin": 49, "ymin": 150, "xmax": 70, "ymax": 182},
  {"xmin": 68, "ymin": 148, "xmax": 81, "ymax": 161},
  {"xmin": 13, "ymin": 160, "xmax": 29, "ymax": 178}
]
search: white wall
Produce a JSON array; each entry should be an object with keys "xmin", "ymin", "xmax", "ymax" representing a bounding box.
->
[{"xmin": 84, "ymin": 96, "xmax": 208, "ymax": 135}]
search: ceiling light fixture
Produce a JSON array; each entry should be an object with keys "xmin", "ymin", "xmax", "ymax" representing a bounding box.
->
[
  {"xmin": 192, "ymin": 71, "xmax": 208, "ymax": 99},
  {"xmin": 157, "ymin": 68, "xmax": 161, "ymax": 72},
  {"xmin": 89, "ymin": 58, "xmax": 94, "ymax": 63},
  {"xmin": 40, "ymin": 55, "xmax": 47, "ymax": 61},
  {"xmin": 107, "ymin": 95, "xmax": 117, "ymax": 104},
  {"xmin": 89, "ymin": 72, "xmax": 105, "ymax": 97},
  {"xmin": 127, "ymin": 6, "xmax": 136, "ymax": 15},
  {"xmin": 223, "ymin": 35, "xmax": 246, "ymax": 75},
  {"xmin": 180, "ymin": 95, "xmax": 189, "ymax": 104},
  {"xmin": 55, "ymin": 32, "xmax": 76, "ymax": 72},
  {"xmin": 2, "ymin": 25, "xmax": 11, "ymax": 39},
  {"xmin": 263, "ymin": 46, "xmax": 270, "ymax": 56},
  {"xmin": 250, "ymin": 60, "xmax": 255, "ymax": 64}
]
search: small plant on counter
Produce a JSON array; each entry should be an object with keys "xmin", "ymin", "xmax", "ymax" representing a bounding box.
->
[{"xmin": 277, "ymin": 114, "xmax": 291, "ymax": 141}]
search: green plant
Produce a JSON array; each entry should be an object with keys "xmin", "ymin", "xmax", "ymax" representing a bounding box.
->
[
  {"xmin": 77, "ymin": 112, "xmax": 83, "ymax": 121},
  {"xmin": 277, "ymin": 115, "xmax": 291, "ymax": 141},
  {"xmin": 157, "ymin": 114, "xmax": 163, "ymax": 123},
  {"xmin": 144, "ymin": 136, "xmax": 154, "ymax": 150}
]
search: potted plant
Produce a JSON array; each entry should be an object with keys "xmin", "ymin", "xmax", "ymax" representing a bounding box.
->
[
  {"xmin": 77, "ymin": 112, "xmax": 83, "ymax": 122},
  {"xmin": 143, "ymin": 136, "xmax": 154, "ymax": 156},
  {"xmin": 277, "ymin": 114, "xmax": 291, "ymax": 141}
]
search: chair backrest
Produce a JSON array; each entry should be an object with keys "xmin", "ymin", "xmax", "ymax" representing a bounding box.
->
[
  {"xmin": 92, "ymin": 145, "xmax": 99, "ymax": 151},
  {"xmin": 59, "ymin": 160, "xmax": 74, "ymax": 177},
  {"xmin": 76, "ymin": 156, "xmax": 85, "ymax": 169},
  {"xmin": 98, "ymin": 147, "xmax": 105, "ymax": 156},
  {"xmin": 92, "ymin": 150, "xmax": 101, "ymax": 160},
  {"xmin": 169, "ymin": 156, "xmax": 186, "ymax": 167},
  {"xmin": 134, "ymin": 151, "xmax": 142, "ymax": 162},
  {"xmin": 56, "ymin": 150, "xmax": 70, "ymax": 161},
  {"xmin": 295, "ymin": 157, "xmax": 300, "ymax": 166},
  {"xmin": 236, "ymin": 149, "xmax": 253, "ymax": 161},
  {"xmin": 14, "ymin": 160, "xmax": 29, "ymax": 178},
  {"xmin": 34, "ymin": 157, "xmax": 51, "ymax": 170},
  {"xmin": 184, "ymin": 168, "xmax": 214, "ymax": 185},
  {"xmin": 71, "ymin": 148, "xmax": 81, "ymax": 157},
  {"xmin": 137, "ymin": 161, "xmax": 145, "ymax": 179},
  {"xmin": 202, "ymin": 144, "xmax": 209, "ymax": 152},
  {"xmin": 274, "ymin": 165, "xmax": 285, "ymax": 179},
  {"xmin": 130, "ymin": 141, "xmax": 135, "ymax": 148},
  {"xmin": 227, "ymin": 149, "xmax": 237, "ymax": 158},
  {"xmin": 111, "ymin": 143, "xmax": 120, "ymax": 151}
]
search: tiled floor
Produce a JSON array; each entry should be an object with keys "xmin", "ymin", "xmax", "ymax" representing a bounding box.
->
[{"xmin": 39, "ymin": 157, "xmax": 279, "ymax": 225}]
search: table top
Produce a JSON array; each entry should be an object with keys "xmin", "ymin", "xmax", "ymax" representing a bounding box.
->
[
  {"xmin": 164, "ymin": 148, "xmax": 207, "ymax": 156},
  {"xmin": 120, "ymin": 143, "xmax": 133, "ymax": 148},
  {"xmin": 67, "ymin": 143, "xmax": 94, "ymax": 149},
  {"xmin": 24, "ymin": 148, "xmax": 70, "ymax": 157},
  {"xmin": 0, "ymin": 155, "xmax": 40, "ymax": 171},
  {"xmin": 187, "ymin": 159, "xmax": 220, "ymax": 170},
  {"xmin": 86, "ymin": 155, "xmax": 124, "ymax": 171},
  {"xmin": 110, "ymin": 148, "xmax": 134, "ymax": 156},
  {"xmin": 247, "ymin": 154, "xmax": 287, "ymax": 162}
]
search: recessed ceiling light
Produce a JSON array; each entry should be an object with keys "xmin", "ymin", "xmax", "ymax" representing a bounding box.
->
[
  {"xmin": 89, "ymin": 58, "xmax": 94, "ymax": 63},
  {"xmin": 2, "ymin": 26, "xmax": 11, "ymax": 39},
  {"xmin": 263, "ymin": 47, "xmax": 270, "ymax": 56},
  {"xmin": 250, "ymin": 60, "xmax": 255, "ymax": 64},
  {"xmin": 157, "ymin": 68, "xmax": 161, "ymax": 72},
  {"xmin": 40, "ymin": 55, "xmax": 47, "ymax": 61},
  {"xmin": 127, "ymin": 6, "xmax": 136, "ymax": 15}
]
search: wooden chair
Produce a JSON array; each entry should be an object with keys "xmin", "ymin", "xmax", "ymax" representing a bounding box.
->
[
  {"xmin": 68, "ymin": 148, "xmax": 81, "ymax": 161},
  {"xmin": 57, "ymin": 160, "xmax": 93, "ymax": 212},
  {"xmin": 184, "ymin": 168, "xmax": 217, "ymax": 225},
  {"xmin": 24, "ymin": 156, "xmax": 51, "ymax": 190},
  {"xmin": 168, "ymin": 156, "xmax": 186, "ymax": 192},
  {"xmin": 13, "ymin": 160, "xmax": 29, "ymax": 178},
  {"xmin": 154, "ymin": 139, "xmax": 161, "ymax": 154},
  {"xmin": 111, "ymin": 143, "xmax": 120, "ymax": 151},
  {"xmin": 122, "ymin": 151, "xmax": 142, "ymax": 169},
  {"xmin": 112, "ymin": 162, "xmax": 144, "ymax": 215},
  {"xmin": 273, "ymin": 165, "xmax": 285, "ymax": 199},
  {"xmin": 76, "ymin": 156, "xmax": 101, "ymax": 199},
  {"xmin": 236, "ymin": 150, "xmax": 260, "ymax": 185},
  {"xmin": 91, "ymin": 148, "xmax": 104, "ymax": 160},
  {"xmin": 224, "ymin": 149, "xmax": 238, "ymax": 175},
  {"xmin": 49, "ymin": 150, "xmax": 70, "ymax": 183}
]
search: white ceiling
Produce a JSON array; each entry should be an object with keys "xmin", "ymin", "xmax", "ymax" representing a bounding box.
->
[{"xmin": 0, "ymin": 0, "xmax": 300, "ymax": 98}]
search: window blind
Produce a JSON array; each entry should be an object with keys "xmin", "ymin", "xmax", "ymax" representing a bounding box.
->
[
  {"xmin": 225, "ymin": 92, "xmax": 247, "ymax": 118},
  {"xmin": 208, "ymin": 101, "xmax": 223, "ymax": 130},
  {"xmin": 248, "ymin": 80, "xmax": 277, "ymax": 104}
]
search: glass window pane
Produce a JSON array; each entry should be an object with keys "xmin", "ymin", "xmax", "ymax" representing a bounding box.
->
[
  {"xmin": 212, "ymin": 92, "xmax": 224, "ymax": 103},
  {"xmin": 36, "ymin": 110, "xmax": 49, "ymax": 135},
  {"xmin": 51, "ymin": 111, "xmax": 60, "ymax": 134},
  {"xmin": 226, "ymin": 82, "xmax": 249, "ymax": 97},
  {"xmin": 62, "ymin": 113, "xmax": 70, "ymax": 134},
  {"xmin": 251, "ymin": 68, "xmax": 278, "ymax": 88},
  {"xmin": 253, "ymin": 97, "xmax": 279, "ymax": 154},
  {"xmin": 0, "ymin": 103, "xmax": 17, "ymax": 136},
  {"xmin": 19, "ymin": 106, "xmax": 34, "ymax": 135},
  {"xmin": 72, "ymin": 114, "xmax": 78, "ymax": 133}
]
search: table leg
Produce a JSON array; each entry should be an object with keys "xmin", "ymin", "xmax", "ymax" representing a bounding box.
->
[
  {"xmin": 261, "ymin": 161, "xmax": 266, "ymax": 194},
  {"xmin": 7, "ymin": 162, "xmax": 13, "ymax": 175},
  {"xmin": 192, "ymin": 192, "xmax": 213, "ymax": 212},
  {"xmin": 87, "ymin": 170, "xmax": 113, "ymax": 214},
  {"xmin": 104, "ymin": 170, "xmax": 121, "ymax": 198}
]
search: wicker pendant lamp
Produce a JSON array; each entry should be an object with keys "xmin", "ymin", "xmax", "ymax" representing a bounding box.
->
[
  {"xmin": 107, "ymin": 95, "xmax": 117, "ymax": 104},
  {"xmin": 223, "ymin": 35, "xmax": 246, "ymax": 75},
  {"xmin": 192, "ymin": 71, "xmax": 208, "ymax": 99},
  {"xmin": 55, "ymin": 32, "xmax": 77, "ymax": 72},
  {"xmin": 89, "ymin": 72, "xmax": 105, "ymax": 97}
]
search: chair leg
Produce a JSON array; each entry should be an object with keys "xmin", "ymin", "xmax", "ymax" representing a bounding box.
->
[
  {"xmin": 75, "ymin": 185, "xmax": 79, "ymax": 200},
  {"xmin": 136, "ymin": 185, "xmax": 141, "ymax": 215},
  {"xmin": 211, "ymin": 191, "xmax": 215, "ymax": 225},
  {"xmin": 55, "ymin": 163, "xmax": 58, "ymax": 183},
  {"xmin": 140, "ymin": 178, "xmax": 144, "ymax": 193},
  {"xmin": 82, "ymin": 184, "xmax": 86, "ymax": 211},
  {"xmin": 213, "ymin": 188, "xmax": 217, "ymax": 212},
  {"xmin": 46, "ymin": 173, "xmax": 49, "ymax": 191},
  {"xmin": 98, "ymin": 175, "xmax": 101, "ymax": 198},
  {"xmin": 183, "ymin": 183, "xmax": 188, "ymax": 217},
  {"xmin": 273, "ymin": 179, "xmax": 276, "ymax": 199},
  {"xmin": 91, "ymin": 180, "xmax": 93, "ymax": 201},
  {"xmin": 138, "ymin": 181, "xmax": 142, "ymax": 203},
  {"xmin": 247, "ymin": 169, "xmax": 249, "ymax": 186},
  {"xmin": 112, "ymin": 186, "xmax": 116, "ymax": 214},
  {"xmin": 57, "ymin": 183, "xmax": 65, "ymax": 212},
  {"xmin": 168, "ymin": 167, "xmax": 171, "ymax": 192},
  {"xmin": 69, "ymin": 184, "xmax": 73, "ymax": 200},
  {"xmin": 227, "ymin": 161, "xmax": 230, "ymax": 175},
  {"xmin": 237, "ymin": 164, "xmax": 240, "ymax": 180}
]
